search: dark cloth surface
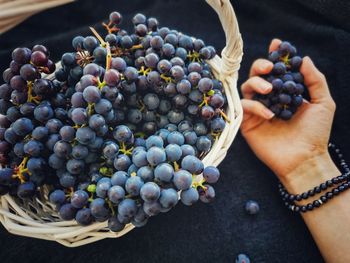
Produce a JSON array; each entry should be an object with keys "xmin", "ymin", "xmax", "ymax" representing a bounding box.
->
[{"xmin": 0, "ymin": 0, "xmax": 349, "ymax": 262}]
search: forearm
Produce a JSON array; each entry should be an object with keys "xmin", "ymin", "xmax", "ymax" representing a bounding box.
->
[{"xmin": 282, "ymin": 153, "xmax": 350, "ymax": 263}]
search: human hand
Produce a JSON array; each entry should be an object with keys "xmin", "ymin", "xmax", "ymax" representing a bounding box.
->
[{"xmin": 240, "ymin": 39, "xmax": 337, "ymax": 191}]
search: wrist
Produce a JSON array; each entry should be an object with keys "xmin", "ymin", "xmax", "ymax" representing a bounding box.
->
[{"xmin": 280, "ymin": 152, "xmax": 341, "ymax": 194}]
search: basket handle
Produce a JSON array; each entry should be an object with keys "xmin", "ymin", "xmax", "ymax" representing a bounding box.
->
[{"xmin": 206, "ymin": 0, "xmax": 243, "ymax": 80}]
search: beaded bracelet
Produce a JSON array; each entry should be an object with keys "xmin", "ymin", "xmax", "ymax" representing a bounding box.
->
[{"xmin": 278, "ymin": 142, "xmax": 350, "ymax": 213}]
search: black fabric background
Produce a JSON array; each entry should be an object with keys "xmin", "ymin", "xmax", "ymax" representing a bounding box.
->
[{"xmin": 0, "ymin": 0, "xmax": 349, "ymax": 262}]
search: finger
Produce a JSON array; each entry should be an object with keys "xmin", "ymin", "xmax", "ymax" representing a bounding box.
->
[
  {"xmin": 300, "ymin": 56, "xmax": 332, "ymax": 104},
  {"xmin": 249, "ymin": 59, "xmax": 274, "ymax": 77},
  {"xmin": 241, "ymin": 99, "xmax": 275, "ymax": 120},
  {"xmin": 269, "ymin": 38, "xmax": 282, "ymax": 53},
  {"xmin": 241, "ymin": 76, "xmax": 273, "ymax": 99}
]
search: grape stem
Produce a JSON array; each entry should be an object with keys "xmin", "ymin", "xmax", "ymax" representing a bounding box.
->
[
  {"xmin": 173, "ymin": 161, "xmax": 180, "ymax": 172},
  {"xmin": 102, "ymin": 21, "xmax": 119, "ymax": 34},
  {"xmin": 27, "ymin": 81, "xmax": 41, "ymax": 104},
  {"xmin": 87, "ymin": 103, "xmax": 94, "ymax": 116},
  {"xmin": 187, "ymin": 51, "xmax": 201, "ymax": 63},
  {"xmin": 191, "ymin": 177, "xmax": 206, "ymax": 190},
  {"xmin": 105, "ymin": 43, "xmax": 112, "ymax": 71},
  {"xmin": 218, "ymin": 109, "xmax": 231, "ymax": 123},
  {"xmin": 138, "ymin": 66, "xmax": 152, "ymax": 76},
  {"xmin": 76, "ymin": 50, "xmax": 93, "ymax": 67},
  {"xmin": 12, "ymin": 157, "xmax": 30, "ymax": 183},
  {"xmin": 89, "ymin": 27, "xmax": 107, "ymax": 48},
  {"xmin": 119, "ymin": 142, "xmax": 134, "ymax": 156},
  {"xmin": 160, "ymin": 74, "xmax": 173, "ymax": 83},
  {"xmin": 106, "ymin": 199, "xmax": 116, "ymax": 215}
]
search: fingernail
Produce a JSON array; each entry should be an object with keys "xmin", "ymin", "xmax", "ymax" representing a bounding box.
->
[
  {"xmin": 261, "ymin": 82, "xmax": 272, "ymax": 92},
  {"xmin": 263, "ymin": 108, "xmax": 275, "ymax": 119}
]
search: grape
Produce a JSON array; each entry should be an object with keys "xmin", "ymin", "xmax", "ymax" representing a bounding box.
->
[
  {"xmin": 180, "ymin": 144, "xmax": 196, "ymax": 158},
  {"xmin": 198, "ymin": 78, "xmax": 213, "ymax": 93},
  {"xmin": 159, "ymin": 188, "xmax": 178, "ymax": 208},
  {"xmin": 49, "ymin": 189, "xmax": 66, "ymax": 205},
  {"xmin": 54, "ymin": 140, "xmax": 72, "ymax": 158},
  {"xmin": 4, "ymin": 128, "xmax": 19, "ymax": 144},
  {"xmin": 143, "ymin": 201, "xmax": 161, "ymax": 216},
  {"xmin": 76, "ymin": 208, "xmax": 94, "ymax": 225},
  {"xmin": 203, "ymin": 166, "xmax": 220, "ymax": 183},
  {"xmin": 118, "ymin": 198, "xmax": 137, "ymax": 218},
  {"xmin": 199, "ymin": 184, "xmax": 215, "ymax": 203},
  {"xmin": 95, "ymin": 177, "xmax": 112, "ymax": 198},
  {"xmin": 83, "ymin": 86, "xmax": 101, "ymax": 103},
  {"xmin": 108, "ymin": 216, "xmax": 125, "ymax": 232},
  {"xmin": 66, "ymin": 159, "xmax": 85, "ymax": 174},
  {"xmin": 245, "ymin": 200, "xmax": 260, "ymax": 215},
  {"xmin": 111, "ymin": 171, "xmax": 128, "ymax": 186},
  {"xmin": 175, "ymin": 47, "xmax": 187, "ymax": 61},
  {"xmin": 49, "ymin": 154, "xmax": 65, "ymax": 169},
  {"xmin": 31, "ymin": 51, "xmax": 48, "ymax": 66},
  {"xmin": 76, "ymin": 127, "xmax": 96, "ymax": 145},
  {"xmin": 165, "ymin": 144, "xmax": 182, "ymax": 162},
  {"xmin": 180, "ymin": 188, "xmax": 199, "ymax": 206},
  {"xmin": 125, "ymin": 176, "xmax": 144, "ymax": 196},
  {"xmin": 132, "ymin": 150, "xmax": 148, "ymax": 167},
  {"xmin": 146, "ymin": 147, "xmax": 166, "ymax": 166},
  {"xmin": 210, "ymin": 118, "xmax": 225, "ymax": 133},
  {"xmin": 150, "ymin": 36, "xmax": 164, "ymax": 50},
  {"xmin": 104, "ymin": 69, "xmax": 120, "ymax": 86},
  {"xmin": 110, "ymin": 11, "xmax": 122, "ymax": 24},
  {"xmin": 154, "ymin": 163, "xmax": 174, "ymax": 183},
  {"xmin": 170, "ymin": 65, "xmax": 185, "ymax": 80},
  {"xmin": 143, "ymin": 93, "xmax": 160, "ymax": 110},
  {"xmin": 279, "ymin": 109, "xmax": 293, "ymax": 120},
  {"xmin": 90, "ymin": 198, "xmax": 110, "ymax": 220},
  {"xmin": 83, "ymin": 36, "xmax": 99, "ymax": 53},
  {"xmin": 173, "ymin": 169, "xmax": 192, "ymax": 190},
  {"xmin": 111, "ymin": 57, "xmax": 127, "ymax": 72},
  {"xmin": 71, "ymin": 190, "xmax": 89, "ymax": 208},
  {"xmin": 103, "ymin": 141, "xmax": 119, "ymax": 159},
  {"xmin": 114, "ymin": 154, "xmax": 131, "ymax": 171},
  {"xmin": 140, "ymin": 182, "xmax": 160, "ymax": 202},
  {"xmin": 12, "ymin": 117, "xmax": 33, "ymax": 136},
  {"xmin": 59, "ymin": 173, "xmax": 75, "ymax": 188},
  {"xmin": 0, "ymin": 168, "xmax": 14, "ymax": 185},
  {"xmin": 24, "ymin": 140, "xmax": 43, "ymax": 157},
  {"xmin": 113, "ymin": 125, "xmax": 132, "ymax": 142},
  {"xmin": 12, "ymin": 47, "xmax": 31, "ymax": 64},
  {"xmin": 167, "ymin": 131, "xmax": 185, "ymax": 145},
  {"xmin": 236, "ymin": 254, "xmax": 251, "ymax": 263},
  {"xmin": 59, "ymin": 126, "xmax": 75, "ymax": 142},
  {"xmin": 196, "ymin": 136, "xmax": 212, "ymax": 152},
  {"xmin": 145, "ymin": 135, "xmax": 163, "ymax": 149},
  {"xmin": 137, "ymin": 166, "xmax": 154, "ymax": 182},
  {"xmin": 95, "ymin": 99, "xmax": 112, "ymax": 115},
  {"xmin": 108, "ymin": 185, "xmax": 125, "ymax": 204},
  {"xmin": 59, "ymin": 203, "xmax": 77, "ymax": 220},
  {"xmin": 34, "ymin": 102, "xmax": 54, "ymax": 122},
  {"xmin": 181, "ymin": 155, "xmax": 204, "ymax": 174}
]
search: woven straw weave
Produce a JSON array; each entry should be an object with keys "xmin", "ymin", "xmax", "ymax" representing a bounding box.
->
[
  {"xmin": 0, "ymin": 0, "xmax": 243, "ymax": 247},
  {"xmin": 0, "ymin": 0, "xmax": 74, "ymax": 34}
]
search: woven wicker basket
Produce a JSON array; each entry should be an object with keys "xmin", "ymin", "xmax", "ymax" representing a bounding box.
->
[
  {"xmin": 0, "ymin": 0, "xmax": 74, "ymax": 34},
  {"xmin": 0, "ymin": 0, "xmax": 243, "ymax": 247}
]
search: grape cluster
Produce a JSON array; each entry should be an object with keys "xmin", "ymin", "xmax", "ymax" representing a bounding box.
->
[
  {"xmin": 254, "ymin": 41, "xmax": 305, "ymax": 120},
  {"xmin": 0, "ymin": 10, "xmax": 228, "ymax": 232}
]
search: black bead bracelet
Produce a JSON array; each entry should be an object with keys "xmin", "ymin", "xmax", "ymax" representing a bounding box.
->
[{"xmin": 278, "ymin": 142, "xmax": 350, "ymax": 213}]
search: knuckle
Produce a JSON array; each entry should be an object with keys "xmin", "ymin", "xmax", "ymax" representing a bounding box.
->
[{"xmin": 318, "ymin": 72, "xmax": 327, "ymax": 83}]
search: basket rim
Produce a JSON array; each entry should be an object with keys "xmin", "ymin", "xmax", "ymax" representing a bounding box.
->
[{"xmin": 0, "ymin": 0, "xmax": 244, "ymax": 247}]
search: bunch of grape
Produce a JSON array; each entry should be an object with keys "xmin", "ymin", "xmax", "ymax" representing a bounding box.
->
[
  {"xmin": 254, "ymin": 41, "xmax": 305, "ymax": 120},
  {"xmin": 0, "ymin": 10, "xmax": 228, "ymax": 232}
]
